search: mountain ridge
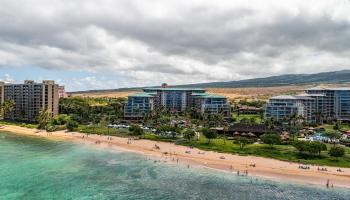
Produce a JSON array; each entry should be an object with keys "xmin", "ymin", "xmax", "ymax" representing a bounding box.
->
[{"xmin": 69, "ymin": 70, "xmax": 350, "ymax": 93}]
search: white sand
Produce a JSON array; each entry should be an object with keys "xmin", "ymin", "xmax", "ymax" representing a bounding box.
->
[{"xmin": 2, "ymin": 125, "xmax": 350, "ymax": 189}]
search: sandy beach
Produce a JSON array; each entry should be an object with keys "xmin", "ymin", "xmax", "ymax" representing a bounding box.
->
[{"xmin": 1, "ymin": 125, "xmax": 350, "ymax": 189}]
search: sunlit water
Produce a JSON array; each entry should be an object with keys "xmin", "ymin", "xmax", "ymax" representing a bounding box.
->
[{"xmin": 0, "ymin": 131, "xmax": 349, "ymax": 200}]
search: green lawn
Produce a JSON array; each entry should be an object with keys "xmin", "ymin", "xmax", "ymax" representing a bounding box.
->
[
  {"xmin": 321, "ymin": 123, "xmax": 350, "ymax": 132},
  {"xmin": 231, "ymin": 113, "xmax": 263, "ymax": 124},
  {"xmin": 77, "ymin": 125, "xmax": 130, "ymax": 137},
  {"xmin": 179, "ymin": 136, "xmax": 350, "ymax": 168}
]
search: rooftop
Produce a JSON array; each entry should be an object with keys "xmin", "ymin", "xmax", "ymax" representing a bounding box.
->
[
  {"xmin": 128, "ymin": 92, "xmax": 155, "ymax": 98},
  {"xmin": 143, "ymin": 87, "xmax": 205, "ymax": 91},
  {"xmin": 270, "ymin": 95, "xmax": 298, "ymax": 100},
  {"xmin": 192, "ymin": 92, "xmax": 226, "ymax": 99},
  {"xmin": 306, "ymin": 87, "xmax": 350, "ymax": 91}
]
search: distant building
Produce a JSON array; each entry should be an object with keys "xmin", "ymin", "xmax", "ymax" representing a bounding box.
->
[
  {"xmin": 124, "ymin": 86, "xmax": 230, "ymax": 119},
  {"xmin": 58, "ymin": 86, "xmax": 68, "ymax": 98},
  {"xmin": 305, "ymin": 87, "xmax": 350, "ymax": 121},
  {"xmin": 0, "ymin": 80, "xmax": 59, "ymax": 122},
  {"xmin": 265, "ymin": 95, "xmax": 316, "ymax": 123},
  {"xmin": 265, "ymin": 87, "xmax": 350, "ymax": 123}
]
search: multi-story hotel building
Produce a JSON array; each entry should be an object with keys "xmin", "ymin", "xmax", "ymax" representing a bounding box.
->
[
  {"xmin": 0, "ymin": 80, "xmax": 59, "ymax": 122},
  {"xmin": 124, "ymin": 86, "xmax": 230, "ymax": 119},
  {"xmin": 265, "ymin": 87, "xmax": 350, "ymax": 123}
]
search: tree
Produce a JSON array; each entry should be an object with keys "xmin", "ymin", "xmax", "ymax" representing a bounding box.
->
[
  {"xmin": 129, "ymin": 124, "xmax": 144, "ymax": 138},
  {"xmin": 333, "ymin": 121, "xmax": 342, "ymax": 131},
  {"xmin": 260, "ymin": 133, "xmax": 281, "ymax": 148},
  {"xmin": 66, "ymin": 120, "xmax": 78, "ymax": 132},
  {"xmin": 201, "ymin": 127, "xmax": 217, "ymax": 144},
  {"xmin": 1, "ymin": 99, "xmax": 14, "ymax": 119},
  {"xmin": 183, "ymin": 129, "xmax": 196, "ymax": 141},
  {"xmin": 309, "ymin": 141, "xmax": 327, "ymax": 156},
  {"xmin": 292, "ymin": 141, "xmax": 327, "ymax": 156},
  {"xmin": 234, "ymin": 137, "xmax": 253, "ymax": 150},
  {"xmin": 329, "ymin": 146, "xmax": 345, "ymax": 160},
  {"xmin": 323, "ymin": 130, "xmax": 342, "ymax": 146},
  {"xmin": 37, "ymin": 109, "xmax": 52, "ymax": 130}
]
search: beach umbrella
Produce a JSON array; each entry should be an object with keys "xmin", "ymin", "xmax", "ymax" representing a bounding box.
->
[
  {"xmin": 247, "ymin": 132, "xmax": 256, "ymax": 137},
  {"xmin": 241, "ymin": 132, "xmax": 247, "ymax": 136},
  {"xmin": 234, "ymin": 132, "xmax": 240, "ymax": 135}
]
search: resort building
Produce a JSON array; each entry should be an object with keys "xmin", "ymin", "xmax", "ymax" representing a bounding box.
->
[
  {"xmin": 0, "ymin": 80, "xmax": 59, "ymax": 122},
  {"xmin": 265, "ymin": 87, "xmax": 350, "ymax": 123},
  {"xmin": 58, "ymin": 86, "xmax": 68, "ymax": 98},
  {"xmin": 305, "ymin": 87, "xmax": 350, "ymax": 121},
  {"xmin": 124, "ymin": 86, "xmax": 230, "ymax": 119},
  {"xmin": 265, "ymin": 95, "xmax": 316, "ymax": 123}
]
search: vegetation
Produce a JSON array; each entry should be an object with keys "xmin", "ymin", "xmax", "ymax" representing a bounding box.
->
[
  {"xmin": 201, "ymin": 128, "xmax": 217, "ymax": 144},
  {"xmin": 0, "ymin": 120, "xmax": 37, "ymax": 129},
  {"xmin": 329, "ymin": 146, "xmax": 345, "ymax": 160},
  {"xmin": 260, "ymin": 133, "xmax": 281, "ymax": 148},
  {"xmin": 234, "ymin": 137, "xmax": 253, "ymax": 150},
  {"xmin": 183, "ymin": 129, "xmax": 196, "ymax": 141},
  {"xmin": 238, "ymin": 100, "xmax": 265, "ymax": 108},
  {"xmin": 0, "ymin": 100, "xmax": 14, "ymax": 118},
  {"xmin": 231, "ymin": 113, "xmax": 262, "ymax": 124},
  {"xmin": 292, "ymin": 141, "xmax": 327, "ymax": 156},
  {"xmin": 129, "ymin": 124, "xmax": 144, "ymax": 138},
  {"xmin": 322, "ymin": 130, "xmax": 342, "ymax": 146},
  {"xmin": 66, "ymin": 120, "xmax": 79, "ymax": 131}
]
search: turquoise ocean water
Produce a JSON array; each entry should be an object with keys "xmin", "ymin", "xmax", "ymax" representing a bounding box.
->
[{"xmin": 0, "ymin": 131, "xmax": 349, "ymax": 200}]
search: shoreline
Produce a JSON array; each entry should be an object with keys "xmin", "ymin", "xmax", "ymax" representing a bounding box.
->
[{"xmin": 1, "ymin": 125, "xmax": 350, "ymax": 189}]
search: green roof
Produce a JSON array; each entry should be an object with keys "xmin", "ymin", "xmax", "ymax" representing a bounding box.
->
[
  {"xmin": 143, "ymin": 87, "xmax": 205, "ymax": 91},
  {"xmin": 128, "ymin": 92, "xmax": 155, "ymax": 98},
  {"xmin": 192, "ymin": 92, "xmax": 226, "ymax": 99}
]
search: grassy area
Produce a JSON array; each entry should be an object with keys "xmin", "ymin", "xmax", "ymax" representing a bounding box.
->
[
  {"xmin": 231, "ymin": 113, "xmax": 263, "ymax": 124},
  {"xmin": 321, "ymin": 123, "xmax": 350, "ymax": 132},
  {"xmin": 0, "ymin": 120, "xmax": 38, "ymax": 129},
  {"xmin": 179, "ymin": 136, "xmax": 350, "ymax": 168},
  {"xmin": 77, "ymin": 125, "xmax": 130, "ymax": 137}
]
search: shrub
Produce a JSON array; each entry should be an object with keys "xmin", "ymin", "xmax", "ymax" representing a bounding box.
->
[
  {"xmin": 329, "ymin": 146, "xmax": 345, "ymax": 159},
  {"xmin": 260, "ymin": 133, "xmax": 281, "ymax": 148},
  {"xmin": 292, "ymin": 141, "xmax": 327, "ymax": 156},
  {"xmin": 183, "ymin": 129, "xmax": 196, "ymax": 141},
  {"xmin": 66, "ymin": 120, "xmax": 79, "ymax": 131},
  {"xmin": 201, "ymin": 127, "xmax": 217, "ymax": 144},
  {"xmin": 129, "ymin": 124, "xmax": 144, "ymax": 137}
]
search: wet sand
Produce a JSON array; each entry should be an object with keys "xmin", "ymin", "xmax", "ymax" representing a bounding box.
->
[{"xmin": 2, "ymin": 125, "xmax": 350, "ymax": 189}]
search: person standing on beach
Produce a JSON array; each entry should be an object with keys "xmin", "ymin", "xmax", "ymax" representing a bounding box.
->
[{"xmin": 326, "ymin": 179, "xmax": 330, "ymax": 188}]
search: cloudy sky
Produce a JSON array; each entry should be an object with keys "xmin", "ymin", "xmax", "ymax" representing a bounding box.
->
[{"xmin": 0, "ymin": 0, "xmax": 350, "ymax": 91}]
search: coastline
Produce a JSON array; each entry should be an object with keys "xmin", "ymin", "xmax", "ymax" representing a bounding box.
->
[{"xmin": 1, "ymin": 125, "xmax": 350, "ymax": 189}]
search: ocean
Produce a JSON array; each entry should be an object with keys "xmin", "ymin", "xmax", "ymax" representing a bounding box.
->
[{"xmin": 0, "ymin": 131, "xmax": 349, "ymax": 200}]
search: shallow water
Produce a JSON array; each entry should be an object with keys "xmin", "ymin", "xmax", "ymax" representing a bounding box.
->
[{"xmin": 0, "ymin": 131, "xmax": 349, "ymax": 200}]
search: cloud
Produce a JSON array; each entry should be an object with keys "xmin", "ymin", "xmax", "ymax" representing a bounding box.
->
[
  {"xmin": 0, "ymin": 0, "xmax": 350, "ymax": 89},
  {"xmin": 0, "ymin": 74, "xmax": 16, "ymax": 84}
]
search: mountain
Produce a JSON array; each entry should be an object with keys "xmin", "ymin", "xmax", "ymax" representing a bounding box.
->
[
  {"xmin": 174, "ymin": 70, "xmax": 350, "ymax": 88},
  {"xmin": 69, "ymin": 70, "xmax": 350, "ymax": 94}
]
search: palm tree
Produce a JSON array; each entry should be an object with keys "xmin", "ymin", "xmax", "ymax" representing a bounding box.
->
[
  {"xmin": 37, "ymin": 108, "xmax": 51, "ymax": 130},
  {"xmin": 1, "ymin": 99, "xmax": 14, "ymax": 119},
  {"xmin": 313, "ymin": 111, "xmax": 324, "ymax": 125},
  {"xmin": 223, "ymin": 122, "xmax": 228, "ymax": 145}
]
